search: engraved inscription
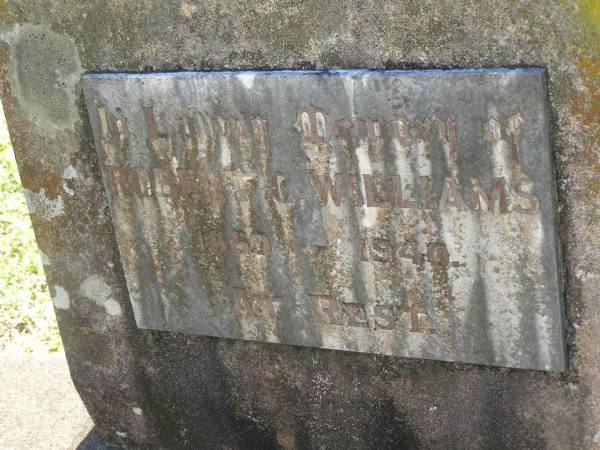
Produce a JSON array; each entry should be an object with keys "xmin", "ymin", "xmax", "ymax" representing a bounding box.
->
[{"xmin": 82, "ymin": 70, "xmax": 565, "ymax": 371}]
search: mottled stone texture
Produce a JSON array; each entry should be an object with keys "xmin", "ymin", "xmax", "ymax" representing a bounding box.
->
[{"xmin": 0, "ymin": 1, "xmax": 598, "ymax": 448}]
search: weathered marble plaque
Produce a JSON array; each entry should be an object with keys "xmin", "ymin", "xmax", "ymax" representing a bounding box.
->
[{"xmin": 82, "ymin": 69, "xmax": 565, "ymax": 371}]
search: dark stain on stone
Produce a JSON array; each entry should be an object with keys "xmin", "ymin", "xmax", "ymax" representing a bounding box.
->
[
  {"xmin": 363, "ymin": 397, "xmax": 422, "ymax": 450},
  {"xmin": 137, "ymin": 335, "xmax": 280, "ymax": 449},
  {"xmin": 61, "ymin": 325, "xmax": 116, "ymax": 369}
]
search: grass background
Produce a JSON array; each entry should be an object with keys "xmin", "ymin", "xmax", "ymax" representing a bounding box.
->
[{"xmin": 0, "ymin": 102, "xmax": 61, "ymax": 352}]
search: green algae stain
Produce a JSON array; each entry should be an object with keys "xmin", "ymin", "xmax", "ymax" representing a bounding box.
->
[
  {"xmin": 578, "ymin": 0, "xmax": 600, "ymax": 34},
  {"xmin": 561, "ymin": 0, "xmax": 600, "ymax": 92},
  {"xmin": 569, "ymin": 0, "xmax": 600, "ymax": 190},
  {"xmin": 574, "ymin": 0, "xmax": 600, "ymax": 55},
  {"xmin": 576, "ymin": 0, "xmax": 600, "ymax": 94}
]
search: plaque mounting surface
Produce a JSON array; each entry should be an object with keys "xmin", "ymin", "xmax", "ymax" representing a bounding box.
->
[{"xmin": 82, "ymin": 69, "xmax": 565, "ymax": 371}]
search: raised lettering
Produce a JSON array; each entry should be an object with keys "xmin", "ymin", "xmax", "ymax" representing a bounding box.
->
[
  {"xmin": 363, "ymin": 174, "xmax": 389, "ymax": 208},
  {"xmin": 311, "ymin": 294, "xmax": 341, "ymax": 325},
  {"xmin": 391, "ymin": 175, "xmax": 419, "ymax": 209},
  {"xmin": 374, "ymin": 304, "xmax": 396, "ymax": 330},
  {"xmin": 470, "ymin": 177, "xmax": 508, "ymax": 214},
  {"xmin": 345, "ymin": 303, "xmax": 369, "ymax": 328},
  {"xmin": 312, "ymin": 173, "xmax": 343, "ymax": 207},
  {"xmin": 512, "ymin": 178, "xmax": 539, "ymax": 214},
  {"xmin": 439, "ymin": 177, "xmax": 466, "ymax": 211}
]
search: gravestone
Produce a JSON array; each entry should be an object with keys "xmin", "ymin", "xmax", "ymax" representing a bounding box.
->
[{"xmin": 1, "ymin": 2, "xmax": 599, "ymax": 449}]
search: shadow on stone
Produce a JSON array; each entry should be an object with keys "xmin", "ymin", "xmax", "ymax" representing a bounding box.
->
[{"xmin": 76, "ymin": 427, "xmax": 120, "ymax": 450}]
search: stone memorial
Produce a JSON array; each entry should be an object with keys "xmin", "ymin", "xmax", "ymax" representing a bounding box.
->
[
  {"xmin": 1, "ymin": 1, "xmax": 599, "ymax": 448},
  {"xmin": 83, "ymin": 69, "xmax": 564, "ymax": 371}
]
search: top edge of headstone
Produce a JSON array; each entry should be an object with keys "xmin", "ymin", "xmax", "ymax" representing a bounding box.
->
[{"xmin": 81, "ymin": 67, "xmax": 545, "ymax": 81}]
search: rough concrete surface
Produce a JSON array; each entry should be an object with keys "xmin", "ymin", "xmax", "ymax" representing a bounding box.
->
[
  {"xmin": 0, "ymin": 1, "xmax": 598, "ymax": 449},
  {"xmin": 0, "ymin": 347, "xmax": 93, "ymax": 450}
]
